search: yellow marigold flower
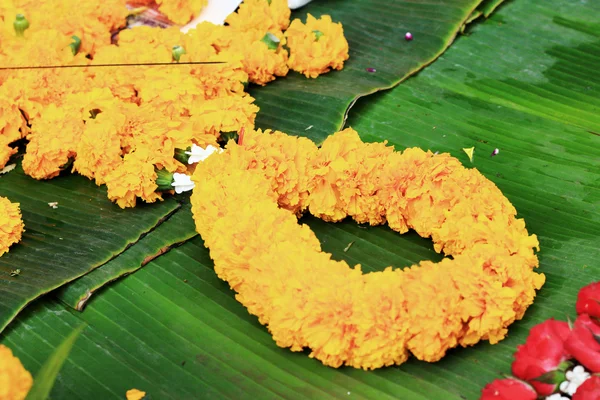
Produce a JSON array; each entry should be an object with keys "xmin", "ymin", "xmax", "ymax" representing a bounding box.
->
[
  {"xmin": 22, "ymin": 104, "xmax": 84, "ymax": 180},
  {"xmin": 229, "ymin": 32, "xmax": 289, "ymax": 86},
  {"xmin": 183, "ymin": 22, "xmax": 235, "ymax": 53},
  {"xmin": 0, "ymin": 345, "xmax": 32, "ymax": 400},
  {"xmin": 0, "ymin": 93, "xmax": 29, "ymax": 160},
  {"xmin": 189, "ymin": 95, "xmax": 259, "ymax": 142},
  {"xmin": 187, "ymin": 52, "xmax": 248, "ymax": 100},
  {"xmin": 240, "ymin": 128, "xmax": 318, "ymax": 214},
  {"xmin": 285, "ymin": 14, "xmax": 349, "ymax": 78},
  {"xmin": 126, "ymin": 388, "xmax": 146, "ymax": 400},
  {"xmin": 308, "ymin": 127, "xmax": 393, "ymax": 224},
  {"xmin": 225, "ymin": 0, "xmax": 290, "ymax": 33},
  {"xmin": 105, "ymin": 148, "xmax": 162, "ymax": 209},
  {"xmin": 156, "ymin": 0, "xmax": 206, "ymax": 25},
  {"xmin": 73, "ymin": 113, "xmax": 124, "ymax": 185},
  {"xmin": 0, "ymin": 141, "xmax": 18, "ymax": 171},
  {"xmin": 0, "ymin": 197, "xmax": 24, "ymax": 257}
]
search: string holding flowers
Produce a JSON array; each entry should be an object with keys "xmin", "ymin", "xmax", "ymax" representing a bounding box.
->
[{"xmin": 0, "ymin": 0, "xmax": 350, "ymax": 213}]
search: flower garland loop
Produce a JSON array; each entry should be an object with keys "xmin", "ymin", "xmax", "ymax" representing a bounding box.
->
[{"xmin": 190, "ymin": 127, "xmax": 545, "ymax": 370}]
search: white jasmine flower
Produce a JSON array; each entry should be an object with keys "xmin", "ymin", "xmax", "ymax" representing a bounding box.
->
[
  {"xmin": 185, "ymin": 144, "xmax": 222, "ymax": 164},
  {"xmin": 171, "ymin": 173, "xmax": 195, "ymax": 194},
  {"xmin": 288, "ymin": 0, "xmax": 313, "ymax": 9},
  {"xmin": 546, "ymin": 394, "xmax": 569, "ymax": 400},
  {"xmin": 559, "ymin": 365, "xmax": 591, "ymax": 396}
]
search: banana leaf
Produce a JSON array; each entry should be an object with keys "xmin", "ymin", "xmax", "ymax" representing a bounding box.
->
[
  {"xmin": 55, "ymin": 203, "xmax": 197, "ymax": 310},
  {"xmin": 251, "ymin": 0, "xmax": 486, "ymax": 142},
  {"xmin": 0, "ymin": 162, "xmax": 180, "ymax": 332},
  {"xmin": 2, "ymin": 0, "xmax": 600, "ymax": 399}
]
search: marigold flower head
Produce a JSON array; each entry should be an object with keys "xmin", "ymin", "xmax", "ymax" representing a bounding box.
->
[
  {"xmin": 155, "ymin": 0, "xmax": 206, "ymax": 25},
  {"xmin": 0, "ymin": 197, "xmax": 25, "ymax": 257},
  {"xmin": 189, "ymin": 95, "xmax": 259, "ymax": 142},
  {"xmin": 73, "ymin": 113, "xmax": 125, "ymax": 185},
  {"xmin": 0, "ymin": 344, "xmax": 32, "ymax": 400},
  {"xmin": 225, "ymin": 0, "xmax": 290, "ymax": 33},
  {"xmin": 285, "ymin": 14, "xmax": 349, "ymax": 78},
  {"xmin": 229, "ymin": 32, "xmax": 289, "ymax": 86},
  {"xmin": 105, "ymin": 148, "xmax": 163, "ymax": 209},
  {"xmin": 22, "ymin": 104, "xmax": 84, "ymax": 180}
]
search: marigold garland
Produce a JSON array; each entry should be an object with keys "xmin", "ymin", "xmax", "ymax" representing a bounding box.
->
[
  {"xmin": 190, "ymin": 128, "xmax": 544, "ymax": 370},
  {"xmin": 0, "ymin": 0, "xmax": 349, "ymax": 211},
  {"xmin": 0, "ymin": 196, "xmax": 24, "ymax": 257}
]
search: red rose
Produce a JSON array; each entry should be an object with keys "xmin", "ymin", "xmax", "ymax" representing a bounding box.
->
[
  {"xmin": 512, "ymin": 319, "xmax": 571, "ymax": 395},
  {"xmin": 573, "ymin": 375, "xmax": 600, "ymax": 400},
  {"xmin": 566, "ymin": 314, "xmax": 600, "ymax": 373},
  {"xmin": 577, "ymin": 282, "xmax": 600, "ymax": 319},
  {"xmin": 480, "ymin": 378, "xmax": 537, "ymax": 400}
]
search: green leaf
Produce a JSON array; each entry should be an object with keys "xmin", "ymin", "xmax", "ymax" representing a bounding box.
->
[
  {"xmin": 251, "ymin": 0, "xmax": 485, "ymax": 143},
  {"xmin": 476, "ymin": 0, "xmax": 506, "ymax": 17},
  {"xmin": 55, "ymin": 203, "xmax": 197, "ymax": 310},
  {"xmin": 0, "ymin": 162, "xmax": 180, "ymax": 332},
  {"xmin": 3, "ymin": 0, "xmax": 600, "ymax": 399},
  {"xmin": 25, "ymin": 323, "xmax": 85, "ymax": 400}
]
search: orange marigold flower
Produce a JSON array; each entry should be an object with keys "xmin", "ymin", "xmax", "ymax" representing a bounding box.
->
[
  {"xmin": 229, "ymin": 32, "xmax": 289, "ymax": 86},
  {"xmin": 0, "ymin": 141, "xmax": 18, "ymax": 171},
  {"xmin": 22, "ymin": 104, "xmax": 84, "ymax": 180},
  {"xmin": 105, "ymin": 148, "xmax": 162, "ymax": 209},
  {"xmin": 240, "ymin": 128, "xmax": 318, "ymax": 214},
  {"xmin": 285, "ymin": 14, "xmax": 349, "ymax": 78},
  {"xmin": 183, "ymin": 22, "xmax": 235, "ymax": 53},
  {"xmin": 0, "ymin": 197, "xmax": 25, "ymax": 257},
  {"xmin": 156, "ymin": 0, "xmax": 206, "ymax": 25},
  {"xmin": 189, "ymin": 95, "xmax": 259, "ymax": 141},
  {"xmin": 0, "ymin": 344, "xmax": 32, "ymax": 400},
  {"xmin": 225, "ymin": 0, "xmax": 290, "ymax": 33},
  {"xmin": 308, "ymin": 127, "xmax": 393, "ymax": 224},
  {"xmin": 73, "ymin": 113, "xmax": 124, "ymax": 185}
]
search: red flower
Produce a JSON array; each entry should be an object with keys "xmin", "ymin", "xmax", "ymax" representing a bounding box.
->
[
  {"xmin": 512, "ymin": 319, "xmax": 571, "ymax": 395},
  {"xmin": 577, "ymin": 282, "xmax": 600, "ymax": 319},
  {"xmin": 565, "ymin": 314, "xmax": 600, "ymax": 373},
  {"xmin": 480, "ymin": 378, "xmax": 537, "ymax": 400},
  {"xmin": 572, "ymin": 375, "xmax": 600, "ymax": 400}
]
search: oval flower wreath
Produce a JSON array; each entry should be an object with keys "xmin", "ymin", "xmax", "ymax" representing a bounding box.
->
[{"xmin": 190, "ymin": 127, "xmax": 545, "ymax": 370}]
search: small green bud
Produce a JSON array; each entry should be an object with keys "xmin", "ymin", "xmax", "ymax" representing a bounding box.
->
[
  {"xmin": 313, "ymin": 30, "xmax": 324, "ymax": 41},
  {"xmin": 172, "ymin": 45, "xmax": 186, "ymax": 62},
  {"xmin": 14, "ymin": 14, "xmax": 30, "ymax": 37},
  {"xmin": 70, "ymin": 35, "xmax": 81, "ymax": 56},
  {"xmin": 174, "ymin": 147, "xmax": 191, "ymax": 164},
  {"xmin": 219, "ymin": 131, "xmax": 239, "ymax": 144},
  {"xmin": 260, "ymin": 32, "xmax": 280, "ymax": 51},
  {"xmin": 155, "ymin": 168, "xmax": 174, "ymax": 191}
]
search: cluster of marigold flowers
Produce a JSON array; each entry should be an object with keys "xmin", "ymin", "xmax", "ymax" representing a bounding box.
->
[
  {"xmin": 0, "ymin": 0, "xmax": 349, "ymax": 215},
  {"xmin": 481, "ymin": 281, "xmax": 600, "ymax": 400},
  {"xmin": 190, "ymin": 127, "xmax": 544, "ymax": 370}
]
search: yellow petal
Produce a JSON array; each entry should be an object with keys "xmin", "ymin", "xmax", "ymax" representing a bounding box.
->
[
  {"xmin": 126, "ymin": 389, "xmax": 146, "ymax": 400},
  {"xmin": 462, "ymin": 147, "xmax": 475, "ymax": 162}
]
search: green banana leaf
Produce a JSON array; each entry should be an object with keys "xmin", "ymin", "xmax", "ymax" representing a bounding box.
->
[
  {"xmin": 55, "ymin": 203, "xmax": 197, "ymax": 310},
  {"xmin": 25, "ymin": 324, "xmax": 85, "ymax": 400},
  {"xmin": 2, "ymin": 0, "xmax": 600, "ymax": 399},
  {"xmin": 251, "ymin": 0, "xmax": 486, "ymax": 142},
  {"xmin": 0, "ymin": 162, "xmax": 180, "ymax": 332}
]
